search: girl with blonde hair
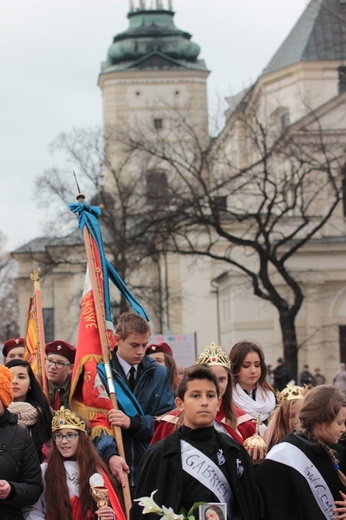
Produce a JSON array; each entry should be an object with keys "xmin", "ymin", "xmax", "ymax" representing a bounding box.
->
[{"xmin": 264, "ymin": 384, "xmax": 307, "ymax": 451}]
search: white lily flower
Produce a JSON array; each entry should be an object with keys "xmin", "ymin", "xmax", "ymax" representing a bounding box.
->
[
  {"xmin": 161, "ymin": 505, "xmax": 185, "ymax": 520},
  {"xmin": 134, "ymin": 490, "xmax": 163, "ymax": 514}
]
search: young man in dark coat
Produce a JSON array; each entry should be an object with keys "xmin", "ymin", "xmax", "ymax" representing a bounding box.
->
[
  {"xmin": 131, "ymin": 365, "xmax": 259, "ymax": 520},
  {"xmin": 96, "ymin": 312, "xmax": 175, "ymax": 496}
]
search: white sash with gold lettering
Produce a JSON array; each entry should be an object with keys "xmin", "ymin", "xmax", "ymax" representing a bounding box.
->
[
  {"xmin": 266, "ymin": 442, "xmax": 335, "ymax": 519},
  {"xmin": 180, "ymin": 440, "xmax": 232, "ymax": 504}
]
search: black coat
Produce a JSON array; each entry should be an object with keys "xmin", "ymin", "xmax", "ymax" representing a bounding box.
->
[
  {"xmin": 131, "ymin": 426, "xmax": 259, "ymax": 520},
  {"xmin": 272, "ymin": 364, "xmax": 289, "ymax": 391},
  {"xmin": 255, "ymin": 432, "xmax": 346, "ymax": 520},
  {"xmin": 0, "ymin": 410, "xmax": 42, "ymax": 520},
  {"xmin": 96, "ymin": 354, "xmax": 175, "ymax": 488}
]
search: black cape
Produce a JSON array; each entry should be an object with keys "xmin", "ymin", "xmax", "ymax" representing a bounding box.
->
[
  {"xmin": 131, "ymin": 425, "xmax": 259, "ymax": 520},
  {"xmin": 255, "ymin": 432, "xmax": 346, "ymax": 520}
]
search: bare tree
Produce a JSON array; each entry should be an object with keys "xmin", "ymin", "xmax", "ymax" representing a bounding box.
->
[
  {"xmin": 0, "ymin": 231, "xmax": 19, "ymax": 341},
  {"xmin": 117, "ymin": 101, "xmax": 346, "ymax": 380},
  {"xmin": 34, "ymin": 127, "xmax": 172, "ymax": 327}
]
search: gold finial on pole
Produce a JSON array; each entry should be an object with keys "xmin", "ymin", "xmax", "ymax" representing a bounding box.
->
[{"xmin": 30, "ymin": 267, "xmax": 40, "ymax": 284}]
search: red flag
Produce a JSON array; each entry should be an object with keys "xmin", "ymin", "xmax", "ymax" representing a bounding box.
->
[{"xmin": 70, "ymin": 236, "xmax": 116, "ymax": 438}]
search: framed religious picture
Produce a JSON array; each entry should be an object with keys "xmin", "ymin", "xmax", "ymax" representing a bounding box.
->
[{"xmin": 199, "ymin": 503, "xmax": 227, "ymax": 520}]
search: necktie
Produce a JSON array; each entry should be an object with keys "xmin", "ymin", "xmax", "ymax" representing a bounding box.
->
[
  {"xmin": 54, "ymin": 388, "xmax": 61, "ymax": 410},
  {"xmin": 128, "ymin": 366, "xmax": 136, "ymax": 392}
]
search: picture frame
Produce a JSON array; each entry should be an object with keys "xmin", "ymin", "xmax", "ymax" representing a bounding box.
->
[{"xmin": 199, "ymin": 503, "xmax": 227, "ymax": 520}]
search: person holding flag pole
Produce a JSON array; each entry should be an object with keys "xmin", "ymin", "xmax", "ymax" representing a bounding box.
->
[{"xmin": 69, "ymin": 192, "xmax": 167, "ymax": 518}]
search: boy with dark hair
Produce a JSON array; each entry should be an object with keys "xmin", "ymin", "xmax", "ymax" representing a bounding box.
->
[{"xmin": 131, "ymin": 365, "xmax": 259, "ymax": 520}]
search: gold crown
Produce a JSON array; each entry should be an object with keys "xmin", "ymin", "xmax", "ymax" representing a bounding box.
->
[
  {"xmin": 195, "ymin": 342, "xmax": 231, "ymax": 370},
  {"xmin": 52, "ymin": 406, "xmax": 87, "ymax": 433},
  {"xmin": 276, "ymin": 384, "xmax": 309, "ymax": 405}
]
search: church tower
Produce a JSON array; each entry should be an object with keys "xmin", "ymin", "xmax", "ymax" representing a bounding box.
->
[
  {"xmin": 98, "ymin": 0, "xmax": 209, "ymax": 146},
  {"xmin": 96, "ymin": 2, "xmax": 217, "ymax": 340}
]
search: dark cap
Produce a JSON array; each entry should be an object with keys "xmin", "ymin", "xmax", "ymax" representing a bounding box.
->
[
  {"xmin": 45, "ymin": 340, "xmax": 76, "ymax": 364},
  {"xmin": 277, "ymin": 357, "xmax": 284, "ymax": 363},
  {"xmin": 146, "ymin": 342, "xmax": 173, "ymax": 357},
  {"xmin": 3, "ymin": 338, "xmax": 25, "ymax": 358}
]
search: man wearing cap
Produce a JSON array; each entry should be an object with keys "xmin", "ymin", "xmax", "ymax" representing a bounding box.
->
[
  {"xmin": 2, "ymin": 337, "xmax": 25, "ymax": 363},
  {"xmin": 45, "ymin": 340, "xmax": 76, "ymax": 410},
  {"xmin": 146, "ymin": 342, "xmax": 178, "ymax": 395},
  {"xmin": 146, "ymin": 342, "xmax": 173, "ymax": 365}
]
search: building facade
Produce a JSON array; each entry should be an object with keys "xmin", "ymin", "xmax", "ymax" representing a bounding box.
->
[
  {"xmin": 215, "ymin": 0, "xmax": 346, "ymax": 381},
  {"xmin": 12, "ymin": 0, "xmax": 346, "ymax": 381}
]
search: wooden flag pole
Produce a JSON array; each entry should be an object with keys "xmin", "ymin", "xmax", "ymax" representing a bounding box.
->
[
  {"xmin": 30, "ymin": 269, "xmax": 49, "ymax": 400},
  {"xmin": 77, "ymin": 194, "xmax": 132, "ymax": 518}
]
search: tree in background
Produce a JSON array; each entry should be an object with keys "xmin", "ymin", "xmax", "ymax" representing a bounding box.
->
[
  {"xmin": 116, "ymin": 101, "xmax": 346, "ymax": 380},
  {"xmin": 34, "ymin": 127, "xmax": 176, "ymax": 328},
  {"xmin": 0, "ymin": 230, "xmax": 19, "ymax": 342}
]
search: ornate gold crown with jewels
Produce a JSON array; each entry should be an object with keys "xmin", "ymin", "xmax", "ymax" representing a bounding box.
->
[
  {"xmin": 195, "ymin": 342, "xmax": 231, "ymax": 369},
  {"xmin": 276, "ymin": 384, "xmax": 309, "ymax": 405},
  {"xmin": 52, "ymin": 406, "xmax": 87, "ymax": 433}
]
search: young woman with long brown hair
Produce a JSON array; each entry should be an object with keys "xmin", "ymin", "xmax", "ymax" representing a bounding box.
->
[
  {"xmin": 229, "ymin": 340, "xmax": 276, "ymax": 429},
  {"xmin": 6, "ymin": 359, "xmax": 53, "ymax": 462},
  {"xmin": 24, "ymin": 406, "xmax": 126, "ymax": 520}
]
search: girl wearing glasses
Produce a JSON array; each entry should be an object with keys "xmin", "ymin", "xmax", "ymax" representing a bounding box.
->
[
  {"xmin": 24, "ymin": 406, "xmax": 126, "ymax": 520},
  {"xmin": 6, "ymin": 359, "xmax": 53, "ymax": 462}
]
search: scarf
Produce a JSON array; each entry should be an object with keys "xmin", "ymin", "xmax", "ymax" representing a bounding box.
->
[
  {"xmin": 232, "ymin": 383, "xmax": 275, "ymax": 422},
  {"xmin": 8, "ymin": 401, "xmax": 39, "ymax": 426}
]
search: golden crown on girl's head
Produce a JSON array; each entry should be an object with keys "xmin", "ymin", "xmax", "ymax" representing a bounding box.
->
[
  {"xmin": 276, "ymin": 384, "xmax": 309, "ymax": 405},
  {"xmin": 195, "ymin": 342, "xmax": 231, "ymax": 370},
  {"xmin": 52, "ymin": 406, "xmax": 87, "ymax": 433}
]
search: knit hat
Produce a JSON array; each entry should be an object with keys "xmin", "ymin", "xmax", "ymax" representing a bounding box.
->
[
  {"xmin": 2, "ymin": 337, "xmax": 25, "ymax": 358},
  {"xmin": 45, "ymin": 340, "xmax": 76, "ymax": 364},
  {"xmin": 0, "ymin": 365, "xmax": 13, "ymax": 408},
  {"xmin": 146, "ymin": 342, "xmax": 173, "ymax": 357}
]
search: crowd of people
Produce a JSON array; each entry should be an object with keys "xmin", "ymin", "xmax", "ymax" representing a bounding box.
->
[{"xmin": 1, "ymin": 313, "xmax": 346, "ymax": 520}]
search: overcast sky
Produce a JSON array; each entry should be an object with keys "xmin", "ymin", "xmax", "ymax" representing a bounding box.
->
[{"xmin": 1, "ymin": 0, "xmax": 309, "ymax": 251}]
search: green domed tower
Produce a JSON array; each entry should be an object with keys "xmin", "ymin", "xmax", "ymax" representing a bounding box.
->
[
  {"xmin": 101, "ymin": 1, "xmax": 206, "ymax": 73},
  {"xmin": 98, "ymin": 0, "xmax": 209, "ymax": 138},
  {"xmin": 98, "ymin": 2, "xmax": 211, "ymax": 338}
]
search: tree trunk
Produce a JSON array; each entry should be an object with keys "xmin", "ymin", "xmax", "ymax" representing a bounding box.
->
[{"xmin": 279, "ymin": 313, "xmax": 299, "ymax": 383}]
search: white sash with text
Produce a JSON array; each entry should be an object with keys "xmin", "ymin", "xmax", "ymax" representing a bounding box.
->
[
  {"xmin": 266, "ymin": 442, "xmax": 335, "ymax": 519},
  {"xmin": 180, "ymin": 440, "xmax": 232, "ymax": 505}
]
